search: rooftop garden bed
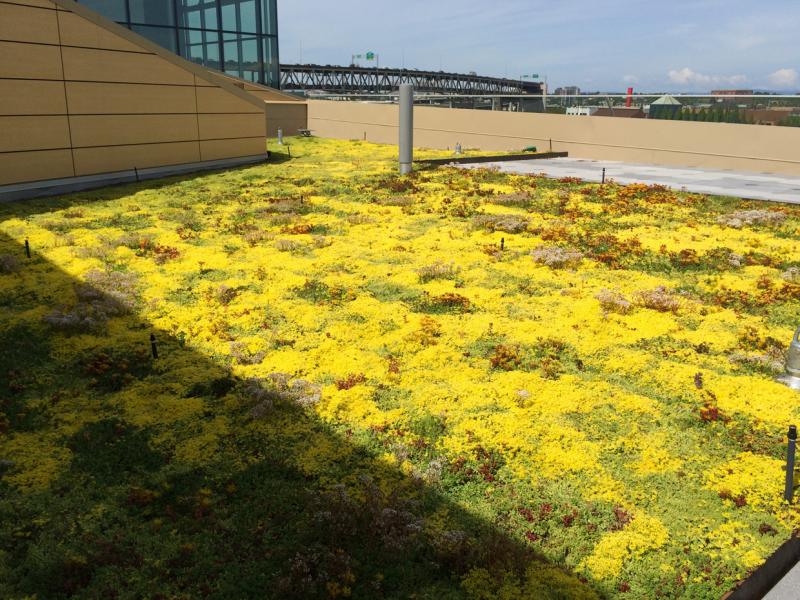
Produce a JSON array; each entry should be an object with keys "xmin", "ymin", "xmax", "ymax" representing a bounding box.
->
[{"xmin": 0, "ymin": 137, "xmax": 799, "ymax": 599}]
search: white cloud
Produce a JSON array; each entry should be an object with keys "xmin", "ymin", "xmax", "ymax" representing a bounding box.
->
[
  {"xmin": 668, "ymin": 67, "xmax": 747, "ymax": 86},
  {"xmin": 767, "ymin": 68, "xmax": 799, "ymax": 88}
]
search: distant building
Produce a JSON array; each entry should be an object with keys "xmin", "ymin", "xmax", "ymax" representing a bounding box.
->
[
  {"xmin": 648, "ymin": 95, "xmax": 682, "ymax": 119},
  {"xmin": 593, "ymin": 107, "xmax": 645, "ymax": 118},
  {"xmin": 554, "ymin": 86, "xmax": 581, "ymax": 96},
  {"xmin": 566, "ymin": 106, "xmax": 599, "ymax": 116},
  {"xmin": 711, "ymin": 90, "xmax": 756, "ymax": 107},
  {"xmin": 744, "ymin": 108, "xmax": 798, "ymax": 126}
]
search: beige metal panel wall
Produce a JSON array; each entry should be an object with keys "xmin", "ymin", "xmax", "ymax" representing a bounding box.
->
[
  {"xmin": 0, "ymin": 116, "xmax": 71, "ymax": 152},
  {"xmin": 60, "ymin": 47, "xmax": 197, "ymax": 85},
  {"xmin": 0, "ymin": 80, "xmax": 66, "ymax": 115},
  {"xmin": 4, "ymin": 0, "xmax": 57, "ymax": 7},
  {"xmin": 0, "ymin": 2, "xmax": 70, "ymax": 186},
  {"xmin": 69, "ymin": 115, "xmax": 200, "ymax": 148},
  {"xmin": 252, "ymin": 89, "xmax": 305, "ymax": 102},
  {"xmin": 0, "ymin": 1, "xmax": 60, "ymax": 43},
  {"xmin": 198, "ymin": 114, "xmax": 267, "ymax": 141},
  {"xmin": 73, "ymin": 142, "xmax": 202, "ymax": 176},
  {"xmin": 265, "ymin": 102, "xmax": 309, "ymax": 137},
  {"xmin": 0, "ymin": 0, "xmax": 267, "ymax": 188},
  {"xmin": 0, "ymin": 150, "xmax": 74, "ymax": 185},
  {"xmin": 0, "ymin": 40, "xmax": 63, "ymax": 79},
  {"xmin": 307, "ymin": 100, "xmax": 800, "ymax": 175},
  {"xmin": 57, "ymin": 10, "xmax": 144, "ymax": 52},
  {"xmin": 203, "ymin": 71, "xmax": 308, "ymax": 138},
  {"xmin": 200, "ymin": 138, "xmax": 267, "ymax": 162},
  {"xmin": 65, "ymin": 82, "xmax": 197, "ymax": 114},
  {"xmin": 196, "ymin": 87, "xmax": 265, "ymax": 113},
  {"xmin": 210, "ymin": 71, "xmax": 305, "ymax": 103}
]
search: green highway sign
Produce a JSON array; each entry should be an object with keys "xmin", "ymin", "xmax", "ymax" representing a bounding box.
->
[{"xmin": 366, "ymin": 52, "xmax": 375, "ymax": 60}]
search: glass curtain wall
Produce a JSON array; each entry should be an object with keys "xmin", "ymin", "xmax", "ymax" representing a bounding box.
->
[{"xmin": 77, "ymin": 0, "xmax": 280, "ymax": 87}]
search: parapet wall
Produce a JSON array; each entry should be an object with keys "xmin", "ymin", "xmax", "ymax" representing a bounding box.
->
[
  {"xmin": 207, "ymin": 73, "xmax": 309, "ymax": 138},
  {"xmin": 308, "ymin": 99, "xmax": 800, "ymax": 175}
]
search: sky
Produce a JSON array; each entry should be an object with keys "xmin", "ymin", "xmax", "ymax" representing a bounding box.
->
[{"xmin": 277, "ymin": 0, "xmax": 799, "ymax": 93}]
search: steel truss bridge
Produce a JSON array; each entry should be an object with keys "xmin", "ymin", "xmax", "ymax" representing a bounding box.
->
[{"xmin": 279, "ymin": 64, "xmax": 543, "ymax": 95}]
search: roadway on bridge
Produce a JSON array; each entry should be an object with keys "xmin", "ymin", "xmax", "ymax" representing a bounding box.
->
[{"xmin": 460, "ymin": 158, "xmax": 800, "ymax": 204}]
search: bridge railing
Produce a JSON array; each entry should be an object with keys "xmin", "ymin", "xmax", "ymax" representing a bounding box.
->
[{"xmin": 278, "ymin": 64, "xmax": 543, "ymax": 96}]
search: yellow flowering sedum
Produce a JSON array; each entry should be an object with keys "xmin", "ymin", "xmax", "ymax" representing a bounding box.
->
[
  {"xmin": 1, "ymin": 137, "xmax": 799, "ymax": 598},
  {"xmin": 581, "ymin": 513, "xmax": 670, "ymax": 579}
]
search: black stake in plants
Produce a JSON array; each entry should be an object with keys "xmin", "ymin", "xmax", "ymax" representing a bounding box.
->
[
  {"xmin": 602, "ymin": 168, "xmax": 606, "ymax": 184},
  {"xmin": 500, "ymin": 237, "xmax": 505, "ymax": 251},
  {"xmin": 785, "ymin": 425, "xmax": 797, "ymax": 503},
  {"xmin": 24, "ymin": 239, "xmax": 30, "ymax": 259},
  {"xmin": 150, "ymin": 333, "xmax": 159, "ymax": 359}
]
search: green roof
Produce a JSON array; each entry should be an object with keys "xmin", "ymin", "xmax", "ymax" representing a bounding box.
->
[{"xmin": 652, "ymin": 94, "xmax": 682, "ymax": 105}]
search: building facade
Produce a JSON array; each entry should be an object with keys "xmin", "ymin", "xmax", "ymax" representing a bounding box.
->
[
  {"xmin": 566, "ymin": 106, "xmax": 598, "ymax": 116},
  {"xmin": 0, "ymin": 0, "xmax": 272, "ymax": 199},
  {"xmin": 77, "ymin": 0, "xmax": 279, "ymax": 87}
]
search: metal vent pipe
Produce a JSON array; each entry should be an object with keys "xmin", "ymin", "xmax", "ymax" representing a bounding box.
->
[{"xmin": 399, "ymin": 84, "xmax": 413, "ymax": 175}]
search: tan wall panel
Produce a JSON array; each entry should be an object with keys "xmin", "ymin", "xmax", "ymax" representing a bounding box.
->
[
  {"xmin": 0, "ymin": 4, "xmax": 270, "ymax": 189},
  {"xmin": 200, "ymin": 137, "xmax": 266, "ymax": 161},
  {"xmin": 0, "ymin": 116, "xmax": 71, "ymax": 152},
  {"xmin": 0, "ymin": 149, "xmax": 73, "ymax": 185},
  {"xmin": 73, "ymin": 141, "xmax": 201, "ymax": 175},
  {"xmin": 56, "ymin": 11, "xmax": 145, "ymax": 52},
  {"xmin": 65, "ymin": 82, "xmax": 197, "ymax": 114},
  {"xmin": 193, "ymin": 75, "xmax": 216, "ymax": 88},
  {"xmin": 265, "ymin": 103, "xmax": 308, "ymax": 137},
  {"xmin": 308, "ymin": 100, "xmax": 800, "ymax": 176},
  {"xmin": 212, "ymin": 73, "xmax": 302, "ymax": 102},
  {"xmin": 0, "ymin": 2, "xmax": 60, "ymax": 44},
  {"xmin": 248, "ymin": 89, "xmax": 304, "ymax": 102},
  {"xmin": 0, "ymin": 41, "xmax": 63, "ymax": 79},
  {"xmin": 3, "ymin": 0, "xmax": 57, "ymax": 8},
  {"xmin": 0, "ymin": 80, "xmax": 66, "ymax": 115},
  {"xmin": 198, "ymin": 113, "xmax": 265, "ymax": 140},
  {"xmin": 69, "ymin": 114, "xmax": 199, "ymax": 147},
  {"xmin": 61, "ymin": 47, "xmax": 195, "ymax": 85},
  {"xmin": 196, "ymin": 87, "xmax": 263, "ymax": 113}
]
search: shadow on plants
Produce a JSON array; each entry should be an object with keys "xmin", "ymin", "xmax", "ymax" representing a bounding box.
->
[{"xmin": 0, "ymin": 230, "xmax": 598, "ymax": 599}]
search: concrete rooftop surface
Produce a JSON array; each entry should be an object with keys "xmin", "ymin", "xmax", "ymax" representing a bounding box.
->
[
  {"xmin": 763, "ymin": 561, "xmax": 800, "ymax": 600},
  {"xmin": 460, "ymin": 158, "xmax": 800, "ymax": 205}
]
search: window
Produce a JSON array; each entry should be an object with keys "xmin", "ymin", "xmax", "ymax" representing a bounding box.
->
[
  {"xmin": 132, "ymin": 25, "xmax": 178, "ymax": 53},
  {"xmin": 223, "ymin": 34, "xmax": 241, "ymax": 77},
  {"xmin": 76, "ymin": 0, "xmax": 279, "ymax": 87},
  {"xmin": 241, "ymin": 36, "xmax": 259, "ymax": 81},
  {"xmin": 262, "ymin": 0, "xmax": 277, "ymax": 35},
  {"xmin": 263, "ymin": 36, "xmax": 278, "ymax": 85},
  {"xmin": 81, "ymin": 0, "xmax": 127, "ymax": 21},
  {"xmin": 237, "ymin": 1, "xmax": 258, "ymax": 34},
  {"xmin": 129, "ymin": 0, "xmax": 175, "ymax": 26},
  {"xmin": 179, "ymin": 29, "xmax": 221, "ymax": 69}
]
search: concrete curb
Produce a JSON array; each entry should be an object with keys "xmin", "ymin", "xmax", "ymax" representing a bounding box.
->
[
  {"xmin": 725, "ymin": 532, "xmax": 800, "ymax": 600},
  {"xmin": 416, "ymin": 151, "xmax": 568, "ymax": 167},
  {"xmin": 0, "ymin": 154, "xmax": 270, "ymax": 203}
]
